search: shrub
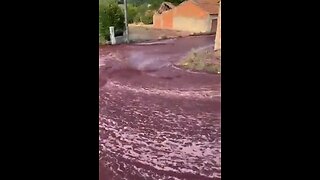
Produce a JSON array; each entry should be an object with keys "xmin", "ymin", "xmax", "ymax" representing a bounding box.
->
[
  {"xmin": 127, "ymin": 4, "xmax": 138, "ymax": 23},
  {"xmin": 141, "ymin": 10, "xmax": 153, "ymax": 24},
  {"xmin": 132, "ymin": 4, "xmax": 154, "ymax": 24},
  {"xmin": 99, "ymin": 0, "xmax": 125, "ymax": 41},
  {"xmin": 179, "ymin": 48, "xmax": 221, "ymax": 74},
  {"xmin": 133, "ymin": 12, "xmax": 142, "ymax": 23},
  {"xmin": 99, "ymin": 32, "xmax": 106, "ymax": 45},
  {"xmin": 99, "ymin": 22, "xmax": 105, "ymax": 44}
]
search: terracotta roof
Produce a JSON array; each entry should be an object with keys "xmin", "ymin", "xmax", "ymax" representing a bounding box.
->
[{"xmin": 191, "ymin": 0, "xmax": 220, "ymax": 15}]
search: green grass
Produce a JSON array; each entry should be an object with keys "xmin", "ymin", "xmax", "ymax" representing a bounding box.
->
[
  {"xmin": 179, "ymin": 48, "xmax": 221, "ymax": 74},
  {"xmin": 99, "ymin": 35, "xmax": 106, "ymax": 45}
]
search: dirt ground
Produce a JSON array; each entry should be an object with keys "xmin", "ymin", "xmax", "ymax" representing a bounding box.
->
[
  {"xmin": 178, "ymin": 47, "xmax": 221, "ymax": 74},
  {"xmin": 128, "ymin": 24, "xmax": 192, "ymax": 42},
  {"xmin": 99, "ymin": 35, "xmax": 220, "ymax": 179}
]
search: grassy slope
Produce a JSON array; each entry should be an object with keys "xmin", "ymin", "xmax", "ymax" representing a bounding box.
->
[{"xmin": 178, "ymin": 48, "xmax": 221, "ymax": 74}]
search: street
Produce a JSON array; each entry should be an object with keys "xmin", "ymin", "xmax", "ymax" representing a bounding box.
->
[{"xmin": 99, "ymin": 35, "xmax": 221, "ymax": 180}]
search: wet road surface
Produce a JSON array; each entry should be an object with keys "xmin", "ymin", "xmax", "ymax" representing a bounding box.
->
[{"xmin": 99, "ymin": 35, "xmax": 221, "ymax": 180}]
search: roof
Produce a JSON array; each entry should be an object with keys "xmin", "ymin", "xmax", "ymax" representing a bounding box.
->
[
  {"xmin": 191, "ymin": 0, "xmax": 220, "ymax": 15},
  {"xmin": 156, "ymin": 2, "xmax": 176, "ymax": 14},
  {"xmin": 155, "ymin": 0, "xmax": 220, "ymax": 15}
]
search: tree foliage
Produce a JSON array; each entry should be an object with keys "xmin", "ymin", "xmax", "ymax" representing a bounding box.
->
[
  {"xmin": 99, "ymin": 0, "xmax": 187, "ymax": 43},
  {"xmin": 128, "ymin": 0, "xmax": 185, "ymax": 6},
  {"xmin": 127, "ymin": 0, "xmax": 186, "ymax": 25},
  {"xmin": 130, "ymin": 3, "xmax": 152, "ymax": 24},
  {"xmin": 99, "ymin": 0, "xmax": 125, "ymax": 42},
  {"xmin": 127, "ymin": 4, "xmax": 138, "ymax": 23},
  {"xmin": 141, "ymin": 10, "xmax": 154, "ymax": 24}
]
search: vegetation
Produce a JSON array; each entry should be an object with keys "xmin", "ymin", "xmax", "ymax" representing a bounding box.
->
[
  {"xmin": 99, "ymin": 0, "xmax": 125, "ymax": 44},
  {"xmin": 141, "ymin": 10, "xmax": 154, "ymax": 24},
  {"xmin": 127, "ymin": 0, "xmax": 185, "ymax": 6},
  {"xmin": 130, "ymin": 3, "xmax": 153, "ymax": 24},
  {"xmin": 99, "ymin": 0, "xmax": 187, "ymax": 44},
  {"xmin": 127, "ymin": 0, "xmax": 186, "ymax": 24},
  {"xmin": 127, "ymin": 4, "xmax": 138, "ymax": 23},
  {"xmin": 179, "ymin": 48, "xmax": 221, "ymax": 74}
]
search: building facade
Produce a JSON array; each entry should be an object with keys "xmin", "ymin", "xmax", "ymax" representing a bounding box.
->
[{"xmin": 153, "ymin": 0, "xmax": 219, "ymax": 33}]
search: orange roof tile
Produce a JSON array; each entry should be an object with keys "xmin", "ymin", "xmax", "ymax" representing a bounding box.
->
[{"xmin": 191, "ymin": 0, "xmax": 220, "ymax": 15}]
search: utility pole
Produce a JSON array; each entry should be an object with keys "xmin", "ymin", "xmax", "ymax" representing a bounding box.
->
[{"xmin": 123, "ymin": 0, "xmax": 129, "ymax": 43}]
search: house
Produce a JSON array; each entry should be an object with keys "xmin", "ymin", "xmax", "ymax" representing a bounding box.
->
[
  {"xmin": 214, "ymin": 2, "xmax": 221, "ymax": 51},
  {"xmin": 153, "ymin": 0, "xmax": 220, "ymax": 33}
]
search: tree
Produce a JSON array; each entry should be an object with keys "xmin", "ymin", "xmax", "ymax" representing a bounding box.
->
[
  {"xmin": 141, "ymin": 10, "xmax": 154, "ymax": 24},
  {"xmin": 127, "ymin": 0, "xmax": 147, "ymax": 6},
  {"xmin": 99, "ymin": 0, "xmax": 125, "ymax": 41},
  {"xmin": 165, "ymin": 0, "xmax": 185, "ymax": 5},
  {"xmin": 127, "ymin": 4, "xmax": 138, "ymax": 23},
  {"xmin": 146, "ymin": 0, "xmax": 187, "ymax": 12}
]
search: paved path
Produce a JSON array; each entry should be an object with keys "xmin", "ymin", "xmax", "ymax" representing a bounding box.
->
[{"xmin": 99, "ymin": 35, "xmax": 221, "ymax": 180}]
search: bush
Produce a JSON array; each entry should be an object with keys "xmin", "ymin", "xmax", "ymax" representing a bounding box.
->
[
  {"xmin": 127, "ymin": 4, "xmax": 138, "ymax": 23},
  {"xmin": 133, "ymin": 13, "xmax": 141, "ymax": 23},
  {"xmin": 141, "ymin": 10, "xmax": 153, "ymax": 24},
  {"xmin": 133, "ymin": 9, "xmax": 153, "ymax": 24},
  {"xmin": 150, "ymin": 0, "xmax": 163, "ymax": 10},
  {"xmin": 166, "ymin": 0, "xmax": 185, "ymax": 5},
  {"xmin": 99, "ymin": 31, "xmax": 106, "ymax": 45},
  {"xmin": 99, "ymin": 0, "xmax": 125, "ymax": 41},
  {"xmin": 137, "ymin": 3, "xmax": 148, "ymax": 13},
  {"xmin": 179, "ymin": 48, "xmax": 221, "ymax": 74},
  {"xmin": 133, "ymin": 4, "xmax": 151, "ymax": 24}
]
